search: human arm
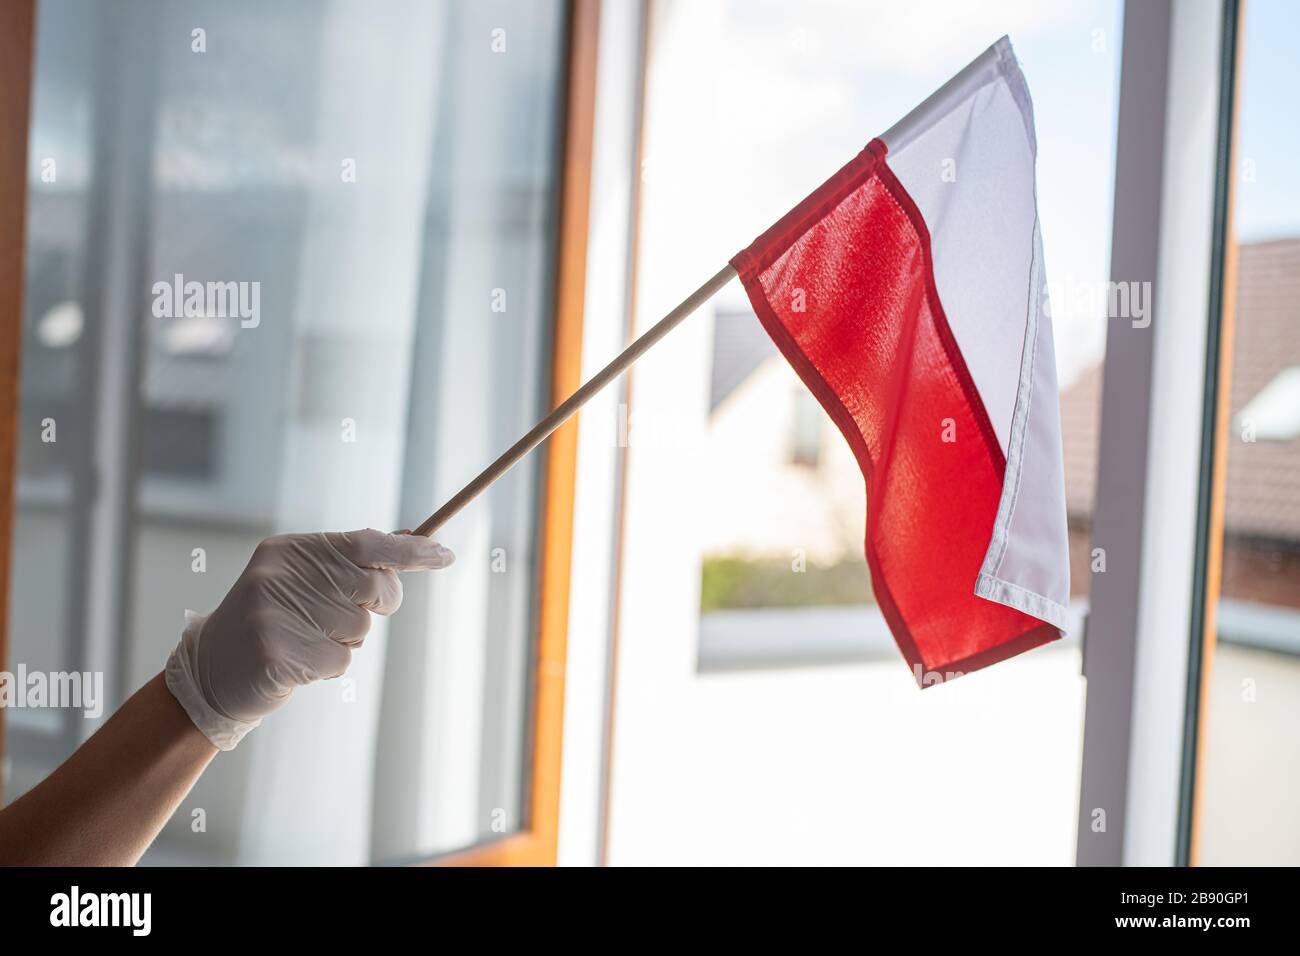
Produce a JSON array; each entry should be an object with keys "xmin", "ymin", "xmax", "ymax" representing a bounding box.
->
[
  {"xmin": 0, "ymin": 672, "xmax": 216, "ymax": 866},
  {"xmin": 0, "ymin": 529, "xmax": 452, "ymax": 866}
]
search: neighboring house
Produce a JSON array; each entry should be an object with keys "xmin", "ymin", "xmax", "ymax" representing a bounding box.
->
[
  {"xmin": 706, "ymin": 238, "xmax": 1300, "ymax": 610},
  {"xmin": 1060, "ymin": 237, "xmax": 1300, "ymax": 611},
  {"xmin": 702, "ymin": 309, "xmax": 863, "ymax": 565}
]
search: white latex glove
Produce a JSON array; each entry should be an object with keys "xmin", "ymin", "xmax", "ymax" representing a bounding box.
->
[{"xmin": 165, "ymin": 529, "xmax": 454, "ymax": 750}]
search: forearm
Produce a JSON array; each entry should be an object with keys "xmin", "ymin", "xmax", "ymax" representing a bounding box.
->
[
  {"xmin": 0, "ymin": 672, "xmax": 216, "ymax": 866},
  {"xmin": 0, "ymin": 530, "xmax": 450, "ymax": 866}
]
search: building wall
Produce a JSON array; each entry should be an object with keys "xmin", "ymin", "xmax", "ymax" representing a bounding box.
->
[
  {"xmin": 1221, "ymin": 540, "xmax": 1300, "ymax": 610},
  {"xmin": 701, "ymin": 356, "xmax": 863, "ymax": 563}
]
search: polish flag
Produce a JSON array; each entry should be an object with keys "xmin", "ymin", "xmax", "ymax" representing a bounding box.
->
[{"xmin": 731, "ymin": 37, "xmax": 1069, "ymax": 686}]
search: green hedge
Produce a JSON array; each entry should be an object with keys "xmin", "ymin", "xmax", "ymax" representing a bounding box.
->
[{"xmin": 700, "ymin": 554, "xmax": 874, "ymax": 612}]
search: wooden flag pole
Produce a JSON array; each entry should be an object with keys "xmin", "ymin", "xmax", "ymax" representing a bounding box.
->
[{"xmin": 413, "ymin": 263, "xmax": 738, "ymax": 537}]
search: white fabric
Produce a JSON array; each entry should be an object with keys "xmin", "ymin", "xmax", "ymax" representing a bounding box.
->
[{"xmin": 883, "ymin": 36, "xmax": 1071, "ymax": 631}]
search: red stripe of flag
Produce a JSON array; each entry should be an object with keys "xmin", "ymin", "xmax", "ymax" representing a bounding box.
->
[{"xmin": 730, "ymin": 139, "xmax": 1058, "ymax": 686}]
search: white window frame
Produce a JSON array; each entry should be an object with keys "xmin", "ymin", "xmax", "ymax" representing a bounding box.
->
[{"xmin": 1077, "ymin": 0, "xmax": 1239, "ymax": 867}]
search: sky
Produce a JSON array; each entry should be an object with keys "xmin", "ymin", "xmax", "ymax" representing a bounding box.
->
[
  {"xmin": 1235, "ymin": 0, "xmax": 1300, "ymax": 242},
  {"xmin": 703, "ymin": 0, "xmax": 1300, "ymax": 389},
  {"xmin": 708, "ymin": 0, "xmax": 1123, "ymax": 387}
]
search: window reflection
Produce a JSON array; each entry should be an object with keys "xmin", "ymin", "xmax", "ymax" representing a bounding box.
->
[{"xmin": 7, "ymin": 0, "xmax": 566, "ymax": 865}]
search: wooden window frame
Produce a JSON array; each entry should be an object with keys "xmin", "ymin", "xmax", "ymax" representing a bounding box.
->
[
  {"xmin": 0, "ymin": 0, "xmax": 36, "ymax": 803},
  {"xmin": 0, "ymin": 0, "xmax": 598, "ymax": 867},
  {"xmin": 424, "ymin": 0, "xmax": 601, "ymax": 868},
  {"xmin": 1182, "ymin": 0, "xmax": 1244, "ymax": 867}
]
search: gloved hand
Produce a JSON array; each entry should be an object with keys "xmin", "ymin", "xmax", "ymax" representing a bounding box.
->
[{"xmin": 165, "ymin": 529, "xmax": 454, "ymax": 750}]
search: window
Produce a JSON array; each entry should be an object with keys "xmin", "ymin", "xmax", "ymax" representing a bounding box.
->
[
  {"xmin": 1194, "ymin": 0, "xmax": 1300, "ymax": 865},
  {"xmin": 789, "ymin": 389, "xmax": 823, "ymax": 468},
  {"xmin": 610, "ymin": 0, "xmax": 1121, "ymax": 864},
  {"xmin": 5, "ymin": 0, "xmax": 569, "ymax": 865},
  {"xmin": 1235, "ymin": 367, "xmax": 1300, "ymax": 442}
]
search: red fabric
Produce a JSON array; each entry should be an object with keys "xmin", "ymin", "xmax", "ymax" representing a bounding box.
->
[{"xmin": 730, "ymin": 139, "xmax": 1057, "ymax": 686}]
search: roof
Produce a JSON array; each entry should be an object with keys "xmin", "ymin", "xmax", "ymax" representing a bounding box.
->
[
  {"xmin": 1060, "ymin": 237, "xmax": 1300, "ymax": 542},
  {"xmin": 1222, "ymin": 238, "xmax": 1300, "ymax": 540},
  {"xmin": 710, "ymin": 308, "xmax": 776, "ymax": 412}
]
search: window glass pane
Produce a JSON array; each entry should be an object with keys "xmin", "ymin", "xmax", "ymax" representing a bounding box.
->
[
  {"xmin": 6, "ymin": 0, "xmax": 566, "ymax": 865},
  {"xmin": 1196, "ymin": 0, "xmax": 1300, "ymax": 866},
  {"xmin": 618, "ymin": 0, "xmax": 1121, "ymax": 863}
]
